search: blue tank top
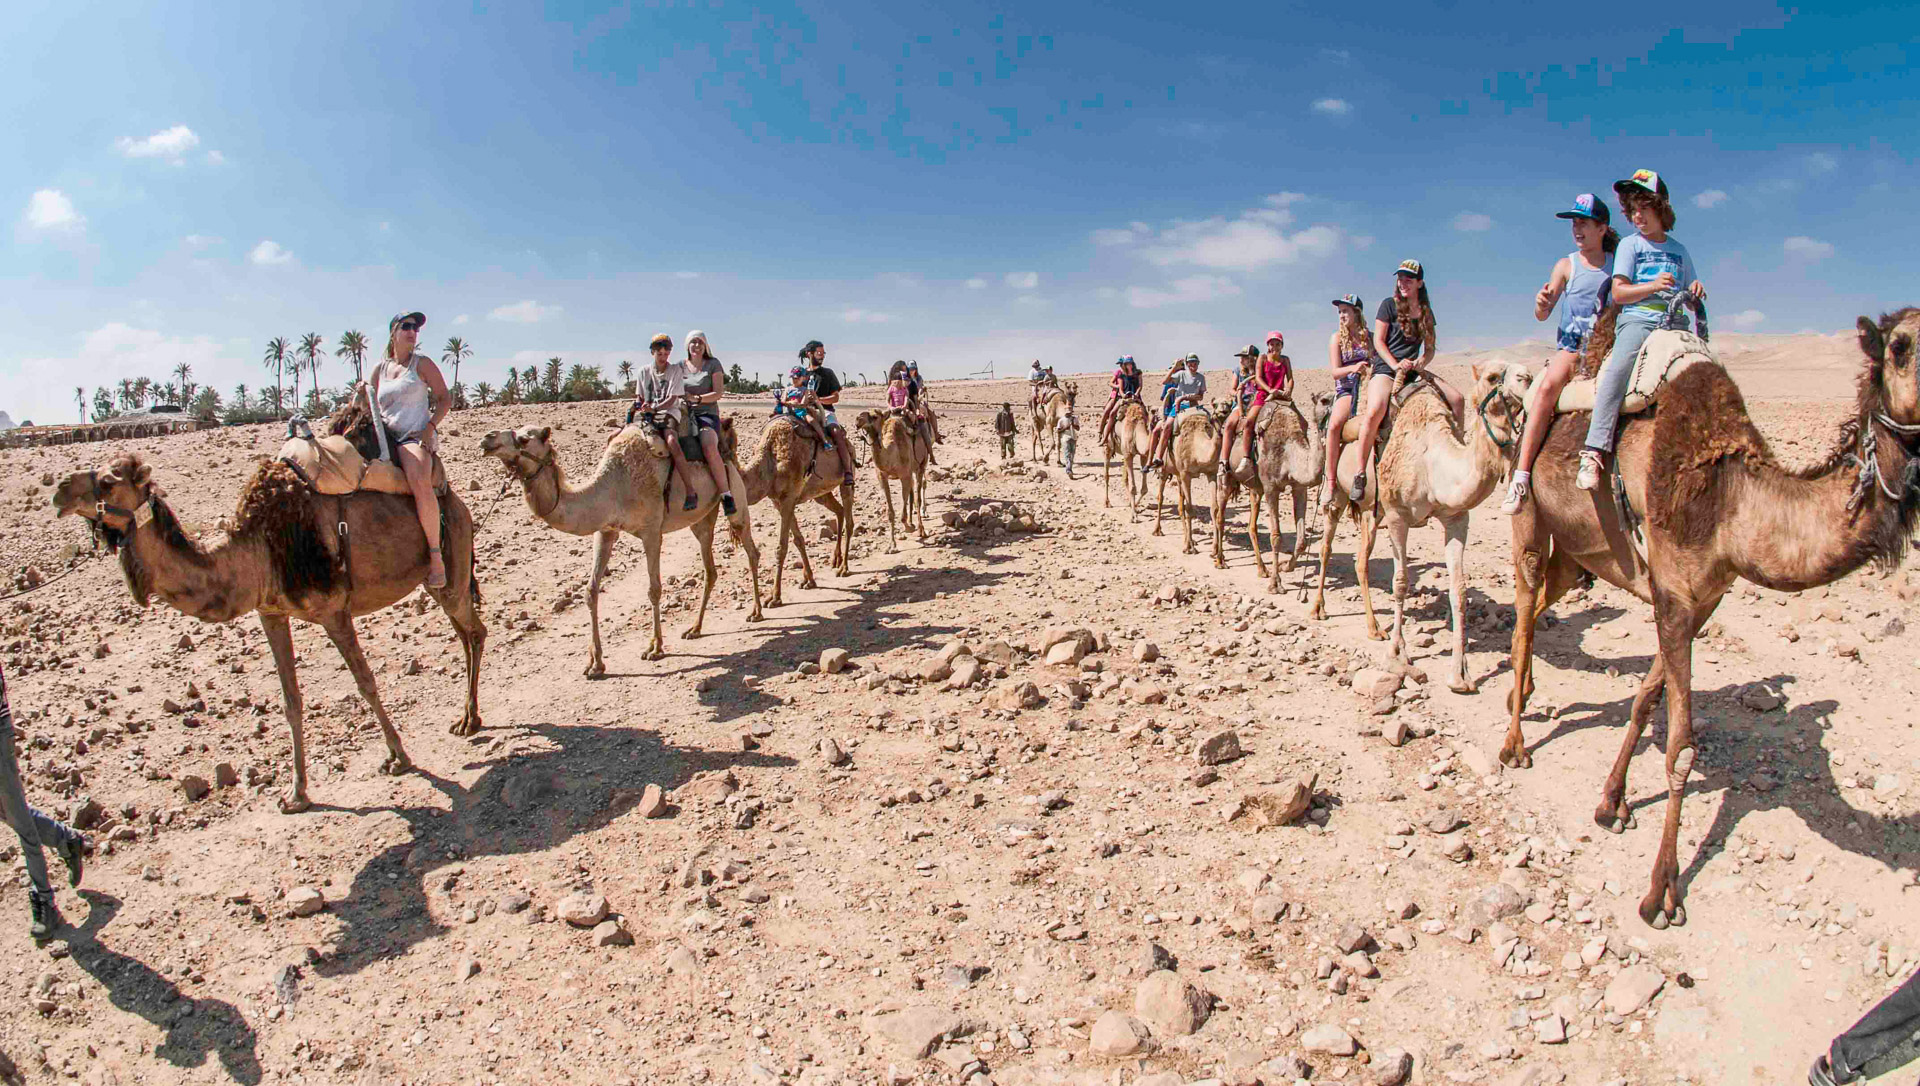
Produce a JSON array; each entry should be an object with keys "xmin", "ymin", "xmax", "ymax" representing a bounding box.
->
[{"xmin": 1556, "ymin": 251, "xmax": 1615, "ymax": 351}]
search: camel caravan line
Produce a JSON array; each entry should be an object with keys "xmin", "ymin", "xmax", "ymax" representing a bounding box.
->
[{"xmin": 47, "ymin": 305, "xmax": 1920, "ymax": 929}]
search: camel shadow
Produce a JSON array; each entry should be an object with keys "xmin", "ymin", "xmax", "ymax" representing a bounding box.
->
[
  {"xmin": 309, "ymin": 723, "xmax": 794, "ymax": 982},
  {"xmin": 62, "ymin": 891, "xmax": 263, "ymax": 1084}
]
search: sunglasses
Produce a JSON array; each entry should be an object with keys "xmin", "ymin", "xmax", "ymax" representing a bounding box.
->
[{"xmin": 398, "ymin": 322, "xmax": 420, "ymax": 333}]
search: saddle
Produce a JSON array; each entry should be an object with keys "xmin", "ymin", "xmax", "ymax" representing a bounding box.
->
[
  {"xmin": 1556, "ymin": 329, "xmax": 1714, "ymax": 416},
  {"xmin": 1335, "ymin": 380, "xmax": 1432, "ymax": 444},
  {"xmin": 276, "ymin": 430, "xmax": 445, "ymax": 496}
]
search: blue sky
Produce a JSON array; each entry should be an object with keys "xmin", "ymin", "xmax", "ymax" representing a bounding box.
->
[{"xmin": 5, "ymin": 0, "xmax": 1914, "ymax": 423}]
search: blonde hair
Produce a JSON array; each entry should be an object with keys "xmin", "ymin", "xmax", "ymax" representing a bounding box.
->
[{"xmin": 1337, "ymin": 305, "xmax": 1371, "ymax": 354}]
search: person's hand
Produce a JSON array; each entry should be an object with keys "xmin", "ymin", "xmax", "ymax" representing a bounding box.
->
[
  {"xmin": 1651, "ymin": 270, "xmax": 1677, "ymax": 292},
  {"xmin": 1688, "ymin": 280, "xmax": 1706, "ymax": 300},
  {"xmin": 1535, "ymin": 283, "xmax": 1555, "ymax": 311}
]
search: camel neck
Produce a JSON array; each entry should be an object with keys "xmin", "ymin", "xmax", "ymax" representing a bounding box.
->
[
  {"xmin": 124, "ymin": 506, "xmax": 258, "ymax": 622},
  {"xmin": 1728, "ymin": 419, "xmax": 1918, "ymax": 591}
]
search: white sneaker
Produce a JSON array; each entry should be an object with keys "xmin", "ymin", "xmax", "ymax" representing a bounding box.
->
[
  {"xmin": 1500, "ymin": 472, "xmax": 1530, "ymax": 515},
  {"xmin": 1575, "ymin": 451, "xmax": 1603, "ymax": 491},
  {"xmin": 1235, "ymin": 457, "xmax": 1253, "ymax": 475}
]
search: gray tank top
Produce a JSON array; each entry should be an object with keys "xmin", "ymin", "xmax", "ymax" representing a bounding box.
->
[
  {"xmin": 375, "ymin": 353, "xmax": 432, "ymax": 438},
  {"xmin": 1556, "ymin": 251, "xmax": 1615, "ymax": 349}
]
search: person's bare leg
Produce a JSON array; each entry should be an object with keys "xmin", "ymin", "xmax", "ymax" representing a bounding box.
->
[
  {"xmin": 1349, "ymin": 373, "xmax": 1393, "ymax": 499},
  {"xmin": 1323, "ymin": 397, "xmax": 1353, "ymax": 507},
  {"xmin": 696, "ymin": 427, "xmax": 732, "ymax": 510},
  {"xmin": 398, "ymin": 443, "xmax": 444, "ymax": 587}
]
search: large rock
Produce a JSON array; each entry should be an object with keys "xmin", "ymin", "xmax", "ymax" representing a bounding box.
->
[
  {"xmin": 1468, "ymin": 882, "xmax": 1527, "ymax": 926},
  {"xmin": 1133, "ymin": 970, "xmax": 1210, "ymax": 1036},
  {"xmin": 820, "ymin": 648, "xmax": 851, "ymax": 674},
  {"xmin": 1456, "ymin": 742, "xmax": 1502, "ymax": 780},
  {"xmin": 1041, "ymin": 626, "xmax": 1096, "ymax": 655},
  {"xmin": 1352, "ymin": 667, "xmax": 1403, "ymax": 700},
  {"xmin": 946, "ymin": 655, "xmax": 983, "ymax": 689},
  {"xmin": 1604, "ymin": 965, "xmax": 1666, "ymax": 1015},
  {"xmin": 864, "ymin": 1004, "xmax": 969, "ymax": 1059},
  {"xmin": 556, "ymin": 892, "xmax": 610, "ymax": 927},
  {"xmin": 988, "ymin": 681, "xmax": 1043, "ymax": 712},
  {"xmin": 1301, "ymin": 1023, "xmax": 1358, "ymax": 1056},
  {"xmin": 179, "ymin": 775, "xmax": 211, "ymax": 802},
  {"xmin": 1195, "ymin": 729, "xmax": 1243, "ymax": 766},
  {"xmin": 286, "ymin": 887, "xmax": 325, "ymax": 917},
  {"xmin": 917, "ymin": 657, "xmax": 954, "ymax": 683},
  {"xmin": 1088, "ymin": 1010, "xmax": 1153, "ymax": 1058},
  {"xmin": 1373, "ymin": 1048, "xmax": 1413, "ymax": 1085},
  {"xmin": 1044, "ymin": 640, "xmax": 1087, "ymax": 667}
]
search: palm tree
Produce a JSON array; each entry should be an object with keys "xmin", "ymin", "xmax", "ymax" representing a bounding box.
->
[
  {"xmin": 295, "ymin": 333, "xmax": 325, "ymax": 413},
  {"xmin": 132, "ymin": 376, "xmax": 152, "ymax": 407},
  {"xmin": 263, "ymin": 337, "xmax": 291, "ymax": 419},
  {"xmin": 91, "ymin": 387, "xmax": 113, "ymax": 422},
  {"xmin": 74, "ymin": 387, "xmax": 85, "ymax": 423},
  {"xmin": 158, "ymin": 381, "xmax": 177, "ymax": 406},
  {"xmin": 617, "ymin": 360, "xmax": 634, "ymax": 396},
  {"xmin": 172, "ymin": 362, "xmax": 194, "ymax": 407},
  {"xmin": 441, "ymin": 337, "xmax": 472, "ymax": 407},
  {"xmin": 472, "ymin": 382, "xmax": 495, "ymax": 408},
  {"xmin": 232, "ymin": 384, "xmax": 250, "ymax": 412},
  {"xmin": 502, "ymin": 366, "xmax": 519, "ymax": 406},
  {"xmin": 336, "ymin": 330, "xmax": 369, "ymax": 383},
  {"xmin": 115, "ymin": 379, "xmax": 134, "ymax": 411}
]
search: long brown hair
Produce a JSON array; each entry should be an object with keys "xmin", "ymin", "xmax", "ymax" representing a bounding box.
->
[{"xmin": 1393, "ymin": 280, "xmax": 1437, "ymax": 362}]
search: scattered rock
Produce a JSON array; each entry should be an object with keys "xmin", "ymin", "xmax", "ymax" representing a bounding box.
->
[
  {"xmin": 946, "ymin": 655, "xmax": 983, "ymax": 689},
  {"xmin": 591, "ymin": 918, "xmax": 634, "ymax": 947},
  {"xmin": 637, "ymin": 784, "xmax": 668, "ymax": 818},
  {"xmin": 1456, "ymin": 742, "xmax": 1502, "ymax": 779},
  {"xmin": 497, "ymin": 890, "xmax": 531, "ymax": 914},
  {"xmin": 1738, "ymin": 683, "xmax": 1784, "ymax": 712},
  {"xmin": 1352, "ymin": 667, "xmax": 1403, "ymax": 700},
  {"xmin": 178, "ymin": 774, "xmax": 210, "ymax": 801},
  {"xmin": 455, "ymin": 957, "xmax": 480, "ymax": 981},
  {"xmin": 988, "ymin": 680, "xmax": 1043, "ymax": 711},
  {"xmin": 1372, "ymin": 1047, "xmax": 1414, "ymax": 1086},
  {"xmin": 865, "ymin": 1004, "xmax": 970, "ymax": 1060},
  {"xmin": 556, "ymin": 892, "xmax": 610, "ymax": 927},
  {"xmin": 917, "ymin": 657, "xmax": 954, "ymax": 683},
  {"xmin": 820, "ymin": 738, "xmax": 850, "ymax": 767},
  {"xmin": 1469, "ymin": 882, "xmax": 1527, "ymax": 926},
  {"xmin": 820, "ymin": 648, "xmax": 851, "ymax": 674},
  {"xmin": 1604, "ymin": 965, "xmax": 1665, "ymax": 1015},
  {"xmin": 1044, "ymin": 640, "xmax": 1086, "ymax": 667},
  {"xmin": 1234, "ymin": 775, "xmax": 1317, "ymax": 827},
  {"xmin": 1134, "ymin": 970, "xmax": 1211, "ymax": 1036},
  {"xmin": 1301, "ymin": 1023, "xmax": 1358, "ymax": 1056},
  {"xmin": 1089, "ymin": 1010, "xmax": 1153, "ymax": 1058},
  {"xmin": 1195, "ymin": 728, "xmax": 1243, "ymax": 766},
  {"xmin": 213, "ymin": 762, "xmax": 239, "ymax": 788},
  {"xmin": 286, "ymin": 887, "xmax": 325, "ymax": 917},
  {"xmin": 1132, "ymin": 641, "xmax": 1160, "ymax": 663}
]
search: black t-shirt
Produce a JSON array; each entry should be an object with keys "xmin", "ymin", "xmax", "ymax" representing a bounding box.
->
[
  {"xmin": 807, "ymin": 365, "xmax": 841, "ymax": 400},
  {"xmin": 1375, "ymin": 297, "xmax": 1428, "ymax": 362}
]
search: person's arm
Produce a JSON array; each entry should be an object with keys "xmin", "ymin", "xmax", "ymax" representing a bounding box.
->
[
  {"xmin": 1328, "ymin": 333, "xmax": 1359, "ymax": 378},
  {"xmin": 698, "ymin": 363, "xmax": 725, "ymax": 407},
  {"xmin": 418, "ymin": 357, "xmax": 451, "ymax": 431},
  {"xmin": 1612, "ymin": 273, "xmax": 1673, "ymax": 306},
  {"xmin": 1278, "ymin": 357, "xmax": 1293, "ymax": 399},
  {"xmin": 1684, "ymin": 252, "xmax": 1706, "ymax": 300},
  {"xmin": 1536, "ymin": 256, "xmax": 1573, "ymax": 321},
  {"xmin": 1373, "ymin": 319, "xmax": 1398, "ymax": 370}
]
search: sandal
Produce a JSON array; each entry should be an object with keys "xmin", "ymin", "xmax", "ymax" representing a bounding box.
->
[
  {"xmin": 426, "ymin": 546, "xmax": 447, "ymax": 589},
  {"xmin": 683, "ymin": 490, "xmax": 700, "ymax": 512}
]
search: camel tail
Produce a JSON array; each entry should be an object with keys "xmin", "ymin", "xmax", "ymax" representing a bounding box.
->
[{"xmin": 233, "ymin": 459, "xmax": 339, "ymax": 603}]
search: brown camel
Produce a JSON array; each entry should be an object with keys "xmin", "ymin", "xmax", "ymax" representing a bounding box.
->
[
  {"xmin": 1153, "ymin": 407, "xmax": 1220, "ymax": 554},
  {"xmin": 1502, "ymin": 308, "xmax": 1920, "ymax": 928},
  {"xmin": 53, "ymin": 454, "xmax": 486, "ymax": 814},
  {"xmin": 479, "ymin": 422, "xmax": 761, "ymax": 668},
  {"xmin": 736, "ymin": 415, "xmax": 855, "ymax": 606},
  {"xmin": 1102, "ymin": 397, "xmax": 1154, "ymax": 518},
  {"xmin": 854, "ymin": 409, "xmax": 929, "ymax": 551},
  {"xmin": 1030, "ymin": 383, "xmax": 1077, "ymax": 463},
  {"xmin": 1313, "ymin": 364, "xmax": 1530, "ymax": 693},
  {"xmin": 1214, "ymin": 393, "xmax": 1330, "ymax": 591}
]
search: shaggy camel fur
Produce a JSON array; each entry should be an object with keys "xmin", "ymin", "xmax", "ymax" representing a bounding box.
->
[
  {"xmin": 1153, "ymin": 408, "xmax": 1221, "ymax": 555},
  {"xmin": 855, "ymin": 410, "xmax": 929, "ymax": 551},
  {"xmin": 1213, "ymin": 394, "xmax": 1329, "ymax": 591},
  {"xmin": 479, "ymin": 422, "xmax": 760, "ymax": 668},
  {"xmin": 737, "ymin": 416, "xmax": 854, "ymax": 607},
  {"xmin": 1102, "ymin": 398, "xmax": 1154, "ymax": 518},
  {"xmin": 1504, "ymin": 308, "xmax": 1920, "ymax": 929},
  {"xmin": 1030, "ymin": 383, "xmax": 1077, "ymax": 463},
  {"xmin": 1313, "ymin": 364, "xmax": 1530, "ymax": 693},
  {"xmin": 53, "ymin": 454, "xmax": 486, "ymax": 813}
]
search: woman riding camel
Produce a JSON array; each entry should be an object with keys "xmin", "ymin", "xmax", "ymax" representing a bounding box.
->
[
  {"xmin": 632, "ymin": 333, "xmax": 701, "ymax": 512},
  {"xmin": 1349, "ymin": 260, "xmax": 1462, "ymax": 502},
  {"xmin": 1221, "ymin": 332, "xmax": 1293, "ymax": 473},
  {"xmin": 1500, "ymin": 193, "xmax": 1620, "ymax": 513},
  {"xmin": 371, "ymin": 311, "xmax": 451, "ymax": 588},
  {"xmin": 1323, "ymin": 294, "xmax": 1389, "ymax": 508},
  {"xmin": 1098, "ymin": 356, "xmax": 1142, "ymax": 444},
  {"xmin": 681, "ymin": 330, "xmax": 737, "ymax": 516}
]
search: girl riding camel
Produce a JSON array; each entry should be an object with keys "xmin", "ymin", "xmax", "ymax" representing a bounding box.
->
[
  {"xmin": 1323, "ymin": 294, "xmax": 1389, "ymax": 508},
  {"xmin": 776, "ymin": 365, "xmax": 835, "ymax": 452},
  {"xmin": 1348, "ymin": 260, "xmax": 1461, "ymax": 502},
  {"xmin": 1221, "ymin": 333, "xmax": 1293, "ymax": 473},
  {"xmin": 1501, "ymin": 193, "xmax": 1621, "ymax": 513},
  {"xmin": 1098, "ymin": 356, "xmax": 1143, "ymax": 444}
]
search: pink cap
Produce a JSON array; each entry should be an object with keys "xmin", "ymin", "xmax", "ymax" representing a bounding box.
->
[{"xmin": 1264, "ymin": 330, "xmax": 1284, "ymax": 344}]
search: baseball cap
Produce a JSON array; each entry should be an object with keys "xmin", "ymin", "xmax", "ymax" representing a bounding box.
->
[
  {"xmin": 1555, "ymin": 193, "xmax": 1611, "ymax": 223},
  {"xmin": 1395, "ymin": 259, "xmax": 1424, "ymax": 280},
  {"xmin": 1331, "ymin": 293, "xmax": 1364, "ymax": 310},
  {"xmin": 1236, "ymin": 344, "xmax": 1259, "ymax": 358},
  {"xmin": 1183, "ymin": 352, "xmax": 1200, "ymax": 364},
  {"xmin": 788, "ymin": 365, "xmax": 807, "ymax": 379},
  {"xmin": 1613, "ymin": 169, "xmax": 1668, "ymax": 200},
  {"xmin": 389, "ymin": 311, "xmax": 426, "ymax": 331},
  {"xmin": 1264, "ymin": 329, "xmax": 1285, "ymax": 344}
]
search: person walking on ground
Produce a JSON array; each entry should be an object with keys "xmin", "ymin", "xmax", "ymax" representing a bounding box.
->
[
  {"xmin": 1809, "ymin": 972, "xmax": 1920, "ymax": 1085},
  {"xmin": 1500, "ymin": 193, "xmax": 1619, "ymax": 513},
  {"xmin": 1057, "ymin": 409, "xmax": 1079, "ymax": 476},
  {"xmin": 994, "ymin": 402, "xmax": 1018, "ymax": 459},
  {"xmin": 0, "ymin": 664, "xmax": 87, "ymax": 941},
  {"xmin": 802, "ymin": 341, "xmax": 857, "ymax": 488}
]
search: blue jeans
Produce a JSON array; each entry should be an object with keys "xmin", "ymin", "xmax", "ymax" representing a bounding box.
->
[
  {"xmin": 1583, "ymin": 312, "xmax": 1659, "ymax": 453},
  {"xmin": 0, "ymin": 666, "xmax": 78, "ymax": 895}
]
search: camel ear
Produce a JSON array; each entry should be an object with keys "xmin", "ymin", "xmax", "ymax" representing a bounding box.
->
[
  {"xmin": 1859, "ymin": 316, "xmax": 1886, "ymax": 363},
  {"xmin": 1471, "ymin": 361, "xmax": 1487, "ymax": 382},
  {"xmin": 132, "ymin": 463, "xmax": 152, "ymax": 487},
  {"xmin": 535, "ymin": 426, "xmax": 551, "ymax": 442}
]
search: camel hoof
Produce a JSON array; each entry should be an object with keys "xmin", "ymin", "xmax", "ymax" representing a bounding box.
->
[
  {"xmin": 1499, "ymin": 746, "xmax": 1532, "ymax": 770},
  {"xmin": 1367, "ymin": 629, "xmax": 1388, "ymax": 642},
  {"xmin": 1151, "ymin": 528, "xmax": 1163, "ymax": 537},
  {"xmin": 641, "ymin": 646, "xmax": 666, "ymax": 662},
  {"xmin": 381, "ymin": 753, "xmax": 412, "ymax": 776},
  {"xmin": 746, "ymin": 610, "xmax": 764, "ymax": 623},
  {"xmin": 279, "ymin": 793, "xmax": 312, "ymax": 815},
  {"xmin": 681, "ymin": 625, "xmax": 703, "ymax": 640},
  {"xmin": 800, "ymin": 578, "xmax": 818, "ymax": 590},
  {"xmin": 1594, "ymin": 803, "xmax": 1633, "ymax": 833},
  {"xmin": 449, "ymin": 716, "xmax": 481, "ymax": 737},
  {"xmin": 584, "ymin": 663, "xmax": 607, "ymax": 679},
  {"xmin": 1449, "ymin": 679, "xmax": 1476, "ymax": 695},
  {"xmin": 1639, "ymin": 898, "xmax": 1683, "ymax": 929}
]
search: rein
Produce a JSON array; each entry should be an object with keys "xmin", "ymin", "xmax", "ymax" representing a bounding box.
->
[
  {"xmin": 503, "ymin": 448, "xmax": 561, "ymax": 520},
  {"xmin": 1478, "ymin": 384, "xmax": 1523, "ymax": 450},
  {"xmin": 1849, "ymin": 412, "xmax": 1920, "ymax": 510}
]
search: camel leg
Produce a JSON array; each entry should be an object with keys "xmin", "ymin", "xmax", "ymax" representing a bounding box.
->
[
  {"xmin": 914, "ymin": 466, "xmax": 928, "ymax": 539},
  {"xmin": 1357, "ymin": 503, "xmax": 1385, "ymax": 640},
  {"xmin": 1287, "ymin": 483, "xmax": 1309, "ymax": 572},
  {"xmin": 1250, "ymin": 483, "xmax": 1270, "ymax": 581},
  {"xmin": 1311, "ymin": 499, "xmax": 1343, "ymax": 621},
  {"xmin": 1441, "ymin": 514, "xmax": 1474, "ymax": 692},
  {"xmin": 1594, "ymin": 656, "xmax": 1665, "ymax": 832},
  {"xmin": 1180, "ymin": 471, "xmax": 1197, "ymax": 554},
  {"xmin": 640, "ymin": 530, "xmax": 667, "ymax": 661},
  {"xmin": 877, "ymin": 470, "xmax": 899, "ymax": 553},
  {"xmin": 582, "ymin": 529, "xmax": 617, "ymax": 678},
  {"xmin": 769, "ymin": 506, "xmax": 792, "ymax": 608},
  {"xmin": 1386, "ymin": 515, "xmax": 1412, "ymax": 662},
  {"xmin": 259, "ymin": 614, "xmax": 312, "ymax": 814},
  {"xmin": 317, "ymin": 613, "xmax": 413, "ymax": 776},
  {"xmin": 683, "ymin": 515, "xmax": 718, "ymax": 640},
  {"xmin": 1153, "ymin": 467, "xmax": 1168, "ymax": 536},
  {"xmin": 428, "ymin": 498, "xmax": 487, "ymax": 736},
  {"xmin": 789, "ymin": 505, "xmax": 820, "ymax": 590},
  {"xmin": 1103, "ymin": 444, "xmax": 1112, "ymax": 508},
  {"xmin": 1639, "ymin": 589, "xmax": 1715, "ymax": 930},
  {"xmin": 1211, "ymin": 474, "xmax": 1227, "ymax": 567},
  {"xmin": 1502, "ymin": 544, "xmax": 1584, "ymax": 766}
]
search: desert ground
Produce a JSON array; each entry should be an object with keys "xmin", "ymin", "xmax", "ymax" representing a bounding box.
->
[{"xmin": 0, "ymin": 330, "xmax": 1913, "ymax": 1086}]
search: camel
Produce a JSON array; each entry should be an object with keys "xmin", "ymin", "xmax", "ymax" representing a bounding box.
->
[
  {"xmin": 1030, "ymin": 383, "xmax": 1077, "ymax": 463},
  {"xmin": 1102, "ymin": 397, "xmax": 1154, "ymax": 518},
  {"xmin": 854, "ymin": 410, "xmax": 929, "ymax": 551},
  {"xmin": 1312, "ymin": 364, "xmax": 1531, "ymax": 694},
  {"xmin": 479, "ymin": 422, "xmax": 761, "ymax": 668},
  {"xmin": 1502, "ymin": 307, "xmax": 1920, "ymax": 929},
  {"xmin": 53, "ymin": 453, "xmax": 486, "ymax": 814},
  {"xmin": 1212, "ymin": 394, "xmax": 1330, "ymax": 590},
  {"xmin": 736, "ymin": 415, "xmax": 855, "ymax": 606},
  {"xmin": 1153, "ymin": 408, "xmax": 1220, "ymax": 554}
]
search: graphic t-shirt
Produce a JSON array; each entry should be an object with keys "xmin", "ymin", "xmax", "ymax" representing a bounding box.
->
[
  {"xmin": 1612, "ymin": 233, "xmax": 1697, "ymax": 320},
  {"xmin": 637, "ymin": 364, "xmax": 685, "ymax": 417},
  {"xmin": 681, "ymin": 357, "xmax": 726, "ymax": 419},
  {"xmin": 1375, "ymin": 297, "xmax": 1430, "ymax": 362},
  {"xmin": 807, "ymin": 365, "xmax": 842, "ymax": 400}
]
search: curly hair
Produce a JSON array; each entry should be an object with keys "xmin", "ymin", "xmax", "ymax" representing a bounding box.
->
[
  {"xmin": 1337, "ymin": 304, "xmax": 1371, "ymax": 355},
  {"xmin": 1392, "ymin": 282, "xmax": 1438, "ymax": 363},
  {"xmin": 1620, "ymin": 189, "xmax": 1676, "ymax": 232}
]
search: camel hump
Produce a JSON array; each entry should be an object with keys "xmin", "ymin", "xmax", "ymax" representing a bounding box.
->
[
  {"xmin": 1173, "ymin": 407, "xmax": 1216, "ymax": 437},
  {"xmin": 1646, "ymin": 360, "xmax": 1769, "ymax": 542},
  {"xmin": 1556, "ymin": 329, "xmax": 1716, "ymax": 417},
  {"xmin": 276, "ymin": 434, "xmax": 446, "ymax": 496}
]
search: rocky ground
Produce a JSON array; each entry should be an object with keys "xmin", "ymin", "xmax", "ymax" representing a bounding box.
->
[{"xmin": 0, "ymin": 346, "xmax": 1913, "ymax": 1086}]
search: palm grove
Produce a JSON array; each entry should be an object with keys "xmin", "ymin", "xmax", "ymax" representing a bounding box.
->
[{"xmin": 76, "ymin": 335, "xmax": 775, "ymax": 426}]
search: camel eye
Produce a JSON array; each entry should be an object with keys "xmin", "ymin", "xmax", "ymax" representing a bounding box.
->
[{"xmin": 1892, "ymin": 337, "xmax": 1912, "ymax": 365}]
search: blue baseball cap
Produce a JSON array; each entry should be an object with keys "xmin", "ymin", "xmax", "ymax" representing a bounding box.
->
[
  {"xmin": 1331, "ymin": 293, "xmax": 1364, "ymax": 310},
  {"xmin": 1555, "ymin": 193, "xmax": 1611, "ymax": 224}
]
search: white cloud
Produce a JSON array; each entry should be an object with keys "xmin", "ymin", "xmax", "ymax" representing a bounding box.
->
[
  {"xmin": 117, "ymin": 125, "xmax": 200, "ymax": 159},
  {"xmin": 840, "ymin": 308, "xmax": 894, "ymax": 324},
  {"xmin": 452, "ymin": 314, "xmax": 471, "ymax": 326},
  {"xmin": 489, "ymin": 299, "xmax": 562, "ymax": 323},
  {"xmin": 1806, "ymin": 152, "xmax": 1838, "ymax": 174},
  {"xmin": 1693, "ymin": 189, "xmax": 1728, "ymax": 209},
  {"xmin": 964, "ymin": 277, "xmax": 988, "ymax": 289},
  {"xmin": 1320, "ymin": 48, "xmax": 1352, "ymax": 63},
  {"xmin": 182, "ymin": 234, "xmax": 220, "ymax": 250},
  {"xmin": 1311, "ymin": 98, "xmax": 1351, "ymax": 116},
  {"xmin": 1136, "ymin": 210, "xmax": 1341, "ymax": 273},
  {"xmin": 1091, "ymin": 225, "xmax": 1147, "ymax": 246},
  {"xmin": 1784, "ymin": 236, "xmax": 1834, "ymax": 260},
  {"xmin": 1727, "ymin": 309, "xmax": 1766, "ymax": 330},
  {"xmin": 1126, "ymin": 275, "xmax": 1243, "ymax": 309},
  {"xmin": 1013, "ymin": 295, "xmax": 1049, "ymax": 308},
  {"xmin": 1264, "ymin": 192, "xmax": 1306, "ymax": 208},
  {"xmin": 673, "ymin": 271, "xmax": 700, "ymax": 280},
  {"xmin": 1005, "ymin": 271, "xmax": 1040, "ymax": 290},
  {"xmin": 205, "ymin": 150, "xmax": 227, "ymax": 166},
  {"xmin": 1452, "ymin": 212, "xmax": 1494, "ymax": 232},
  {"xmin": 248, "ymin": 239, "xmax": 292, "ymax": 265},
  {"xmin": 21, "ymin": 189, "xmax": 83, "ymax": 232}
]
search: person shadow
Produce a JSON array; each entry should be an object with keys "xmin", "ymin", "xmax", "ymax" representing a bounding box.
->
[{"xmin": 61, "ymin": 891, "xmax": 263, "ymax": 1084}]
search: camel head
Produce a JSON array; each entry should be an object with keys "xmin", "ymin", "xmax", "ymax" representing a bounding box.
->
[
  {"xmin": 54, "ymin": 454, "xmax": 161, "ymax": 545},
  {"xmin": 1857, "ymin": 308, "xmax": 1920, "ymax": 429},
  {"xmin": 479, "ymin": 426, "xmax": 556, "ymax": 481},
  {"xmin": 1066, "ymin": 382, "xmax": 1079, "ymax": 405},
  {"xmin": 1309, "ymin": 390, "xmax": 1337, "ymax": 430},
  {"xmin": 852, "ymin": 410, "xmax": 881, "ymax": 443},
  {"xmin": 1469, "ymin": 362, "xmax": 1533, "ymax": 448}
]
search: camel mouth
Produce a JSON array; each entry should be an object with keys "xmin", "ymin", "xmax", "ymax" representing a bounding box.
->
[{"xmin": 478, "ymin": 432, "xmax": 514, "ymax": 457}]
